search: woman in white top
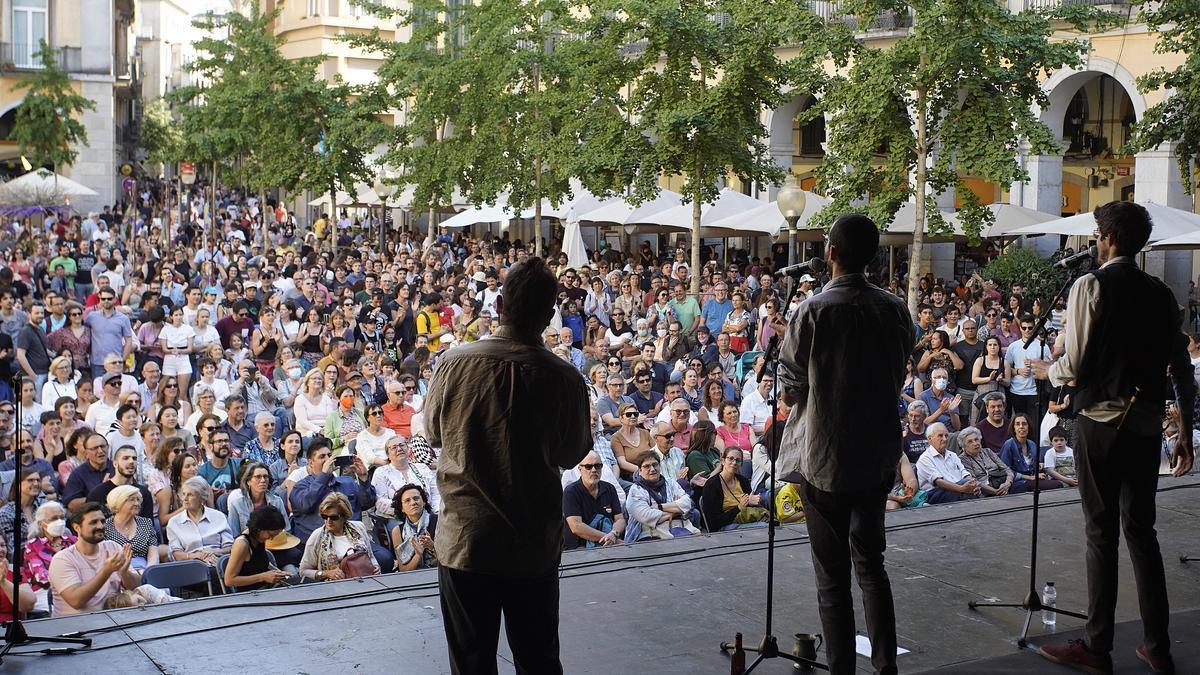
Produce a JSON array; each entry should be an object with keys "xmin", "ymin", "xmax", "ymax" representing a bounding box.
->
[
  {"xmin": 274, "ymin": 302, "xmax": 301, "ymax": 347},
  {"xmin": 191, "ymin": 307, "xmax": 221, "ymax": 356},
  {"xmin": 193, "ymin": 357, "xmax": 231, "ymax": 407},
  {"xmin": 41, "ymin": 356, "xmax": 78, "ymax": 405},
  {"xmin": 166, "ymin": 477, "xmax": 234, "ymax": 565},
  {"xmin": 372, "ymin": 436, "xmax": 440, "ymax": 518},
  {"xmin": 159, "ymin": 306, "xmax": 196, "ymax": 395},
  {"xmin": 293, "ymin": 369, "xmax": 333, "ymax": 437},
  {"xmin": 355, "ymin": 404, "xmax": 395, "ymax": 468}
]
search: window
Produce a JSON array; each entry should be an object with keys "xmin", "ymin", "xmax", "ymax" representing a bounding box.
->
[
  {"xmin": 13, "ymin": 0, "xmax": 49, "ymax": 69},
  {"xmin": 307, "ymin": 0, "xmax": 321, "ymax": 16}
]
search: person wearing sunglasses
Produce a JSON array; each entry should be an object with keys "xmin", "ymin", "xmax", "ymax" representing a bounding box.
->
[
  {"xmin": 562, "ymin": 452, "xmax": 626, "ymax": 550},
  {"xmin": 625, "ymin": 453, "xmax": 699, "ymax": 542},
  {"xmin": 1002, "ymin": 314, "xmax": 1046, "ymax": 428}
]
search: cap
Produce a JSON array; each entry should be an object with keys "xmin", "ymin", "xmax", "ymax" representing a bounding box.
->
[
  {"xmin": 472, "ymin": 271, "xmax": 486, "ymax": 282},
  {"xmin": 103, "ymin": 371, "xmax": 124, "ymax": 384},
  {"xmin": 345, "ymin": 370, "xmax": 364, "ymax": 382},
  {"xmin": 203, "ymin": 286, "xmax": 219, "ymax": 296},
  {"xmin": 799, "ymin": 274, "xmax": 816, "ymax": 283}
]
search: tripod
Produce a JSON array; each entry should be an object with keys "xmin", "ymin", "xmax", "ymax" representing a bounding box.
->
[
  {"xmin": 719, "ymin": 335, "xmax": 826, "ymax": 672},
  {"xmin": 0, "ymin": 375, "xmax": 92, "ymax": 664},
  {"xmin": 967, "ymin": 271, "xmax": 1087, "ymax": 648}
]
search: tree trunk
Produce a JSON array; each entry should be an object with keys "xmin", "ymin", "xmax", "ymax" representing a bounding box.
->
[
  {"xmin": 907, "ymin": 86, "xmax": 928, "ymax": 319},
  {"xmin": 329, "ymin": 179, "xmax": 337, "ymax": 257},
  {"xmin": 210, "ymin": 161, "xmax": 218, "ymax": 247}
]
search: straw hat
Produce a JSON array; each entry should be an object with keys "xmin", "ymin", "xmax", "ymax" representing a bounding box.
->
[{"xmin": 265, "ymin": 531, "xmax": 301, "ymax": 551}]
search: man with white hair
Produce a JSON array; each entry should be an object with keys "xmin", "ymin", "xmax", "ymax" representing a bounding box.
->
[{"xmin": 915, "ymin": 423, "xmax": 981, "ymax": 504}]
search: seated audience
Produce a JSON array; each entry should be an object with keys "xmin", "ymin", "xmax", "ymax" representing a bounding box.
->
[
  {"xmin": 390, "ymin": 484, "xmax": 439, "ymax": 572},
  {"xmin": 999, "ymin": 414, "xmax": 1063, "ymax": 493},
  {"xmin": 299, "ymin": 492, "xmax": 381, "ymax": 580},
  {"xmin": 701, "ymin": 446, "xmax": 768, "ymax": 530},
  {"xmin": 103, "ymin": 485, "xmax": 159, "ymax": 570},
  {"xmin": 48, "ymin": 502, "xmax": 141, "ymax": 616},
  {"xmin": 224, "ymin": 505, "xmax": 293, "ymax": 592},
  {"xmin": 957, "ymin": 426, "xmax": 1019, "ymax": 497},
  {"xmin": 1042, "ymin": 426, "xmax": 1078, "ymax": 488},
  {"xmin": 166, "ymin": 476, "xmax": 234, "ymax": 566},
  {"xmin": 915, "ymin": 423, "xmax": 981, "ymax": 504},
  {"xmin": 563, "ymin": 452, "xmax": 626, "ymax": 549},
  {"xmin": 625, "ymin": 453, "xmax": 698, "ymax": 541}
]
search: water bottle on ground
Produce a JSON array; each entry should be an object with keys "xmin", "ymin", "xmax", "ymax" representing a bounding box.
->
[{"xmin": 1042, "ymin": 581, "xmax": 1057, "ymax": 628}]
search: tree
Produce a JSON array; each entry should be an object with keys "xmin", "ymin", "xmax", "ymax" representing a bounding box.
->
[
  {"xmin": 1127, "ymin": 0, "xmax": 1200, "ymax": 192},
  {"xmin": 616, "ymin": 0, "xmax": 835, "ymax": 293},
  {"xmin": 10, "ymin": 41, "xmax": 96, "ymax": 171},
  {"xmin": 139, "ymin": 98, "xmax": 181, "ymax": 168},
  {"xmin": 808, "ymin": 0, "xmax": 1116, "ymax": 316},
  {"xmin": 352, "ymin": 0, "xmax": 645, "ymax": 255}
]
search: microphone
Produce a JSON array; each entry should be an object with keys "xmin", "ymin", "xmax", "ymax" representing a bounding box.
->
[
  {"xmin": 777, "ymin": 257, "xmax": 827, "ymax": 278},
  {"xmin": 1054, "ymin": 245, "xmax": 1097, "ymax": 269}
]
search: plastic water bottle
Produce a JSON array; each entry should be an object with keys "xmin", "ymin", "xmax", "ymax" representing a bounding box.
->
[{"xmin": 1042, "ymin": 581, "xmax": 1057, "ymax": 628}]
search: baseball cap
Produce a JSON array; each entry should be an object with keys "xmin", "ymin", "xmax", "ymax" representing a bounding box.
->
[{"xmin": 799, "ymin": 274, "xmax": 816, "ymax": 283}]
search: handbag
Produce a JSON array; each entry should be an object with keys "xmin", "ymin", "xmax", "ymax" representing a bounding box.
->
[{"xmin": 338, "ymin": 548, "xmax": 377, "ymax": 578}]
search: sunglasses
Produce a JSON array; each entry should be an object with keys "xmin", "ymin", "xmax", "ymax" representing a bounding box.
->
[
  {"xmin": 320, "ymin": 513, "xmax": 343, "ymax": 521},
  {"xmin": 579, "ymin": 463, "xmax": 603, "ymax": 471},
  {"xmin": 671, "ymin": 409, "xmax": 688, "ymax": 415},
  {"xmin": 368, "ymin": 410, "xmax": 383, "ymax": 417},
  {"xmin": 623, "ymin": 412, "xmax": 638, "ymax": 418},
  {"xmin": 1021, "ymin": 325, "xmax": 1034, "ymax": 331},
  {"xmin": 608, "ymin": 361, "xmax": 620, "ymax": 366},
  {"xmin": 164, "ymin": 383, "xmax": 177, "ymax": 389}
]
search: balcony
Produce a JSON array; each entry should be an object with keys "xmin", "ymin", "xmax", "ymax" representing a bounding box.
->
[
  {"xmin": 0, "ymin": 42, "xmax": 109, "ymax": 75},
  {"xmin": 807, "ymin": 1, "xmax": 915, "ymax": 31}
]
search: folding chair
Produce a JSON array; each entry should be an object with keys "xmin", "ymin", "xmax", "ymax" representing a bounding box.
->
[{"xmin": 141, "ymin": 559, "xmax": 217, "ymax": 597}]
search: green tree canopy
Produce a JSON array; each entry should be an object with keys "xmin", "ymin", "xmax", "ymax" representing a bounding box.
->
[
  {"xmin": 1127, "ymin": 0, "xmax": 1200, "ymax": 192},
  {"xmin": 809, "ymin": 0, "xmax": 1116, "ymax": 315},
  {"xmin": 10, "ymin": 41, "xmax": 96, "ymax": 170}
]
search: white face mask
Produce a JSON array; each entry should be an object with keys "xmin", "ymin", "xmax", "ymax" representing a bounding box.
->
[
  {"xmin": 288, "ymin": 367, "xmax": 304, "ymax": 379},
  {"xmin": 45, "ymin": 518, "xmax": 66, "ymax": 538},
  {"xmin": 656, "ymin": 328, "xmax": 667, "ymax": 338},
  {"xmin": 933, "ymin": 377, "xmax": 948, "ymax": 390},
  {"xmin": 638, "ymin": 328, "xmax": 648, "ymax": 336}
]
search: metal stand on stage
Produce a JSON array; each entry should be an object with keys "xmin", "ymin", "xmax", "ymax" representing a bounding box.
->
[
  {"xmin": 719, "ymin": 334, "xmax": 826, "ymax": 673},
  {"xmin": 0, "ymin": 375, "xmax": 92, "ymax": 664},
  {"xmin": 967, "ymin": 262, "xmax": 1089, "ymax": 647},
  {"xmin": 1182, "ymin": 555, "xmax": 1200, "ymax": 563}
]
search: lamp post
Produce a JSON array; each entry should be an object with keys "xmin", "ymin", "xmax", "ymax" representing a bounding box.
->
[
  {"xmin": 373, "ymin": 173, "xmax": 396, "ymax": 256},
  {"xmin": 776, "ymin": 174, "xmax": 806, "ymax": 269}
]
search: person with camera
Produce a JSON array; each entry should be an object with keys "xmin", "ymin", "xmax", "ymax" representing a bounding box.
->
[
  {"xmin": 778, "ymin": 214, "xmax": 912, "ymax": 675},
  {"xmin": 1031, "ymin": 202, "xmax": 1195, "ymax": 674}
]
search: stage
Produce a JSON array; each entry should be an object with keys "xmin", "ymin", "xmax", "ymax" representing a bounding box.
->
[{"xmin": 4, "ymin": 475, "xmax": 1200, "ymax": 674}]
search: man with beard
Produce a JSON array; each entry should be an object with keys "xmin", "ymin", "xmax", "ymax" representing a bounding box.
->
[
  {"xmin": 48, "ymin": 502, "xmax": 140, "ymax": 615},
  {"xmin": 87, "ymin": 445, "xmax": 155, "ymax": 519}
]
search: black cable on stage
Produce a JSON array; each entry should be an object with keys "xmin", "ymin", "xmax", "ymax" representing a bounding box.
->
[{"xmin": 6, "ymin": 480, "xmax": 1196, "ymax": 658}]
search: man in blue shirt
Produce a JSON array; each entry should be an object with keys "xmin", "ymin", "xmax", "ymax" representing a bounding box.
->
[
  {"xmin": 700, "ymin": 283, "xmax": 733, "ymax": 336},
  {"xmin": 63, "ymin": 432, "xmax": 113, "ymax": 511},
  {"xmin": 918, "ymin": 368, "xmax": 962, "ymax": 430},
  {"xmin": 83, "ymin": 288, "xmax": 132, "ymax": 378},
  {"xmin": 1004, "ymin": 315, "xmax": 1046, "ymax": 427}
]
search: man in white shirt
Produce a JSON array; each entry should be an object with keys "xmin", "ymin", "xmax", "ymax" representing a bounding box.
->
[
  {"xmin": 739, "ymin": 372, "xmax": 774, "ymax": 435},
  {"xmin": 915, "ymin": 423, "xmax": 981, "ymax": 504}
]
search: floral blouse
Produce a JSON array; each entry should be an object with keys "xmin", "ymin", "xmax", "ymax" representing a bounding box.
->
[{"xmin": 23, "ymin": 534, "xmax": 77, "ymax": 590}]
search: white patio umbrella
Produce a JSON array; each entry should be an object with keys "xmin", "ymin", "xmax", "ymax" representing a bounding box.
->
[
  {"xmin": 562, "ymin": 207, "xmax": 590, "ymax": 269},
  {"xmin": 628, "ymin": 188, "xmax": 766, "ymax": 231},
  {"xmin": 439, "ymin": 201, "xmax": 519, "ymax": 228},
  {"xmin": 880, "ymin": 202, "xmax": 965, "ymax": 245},
  {"xmin": 979, "ymin": 203, "xmax": 1060, "ymax": 239},
  {"xmin": 0, "ymin": 168, "xmax": 98, "ymax": 203},
  {"xmin": 1007, "ymin": 201, "xmax": 1200, "ymax": 243},
  {"xmin": 577, "ymin": 188, "xmax": 685, "ymax": 224},
  {"xmin": 704, "ymin": 191, "xmax": 830, "ymax": 236},
  {"xmin": 1147, "ymin": 229, "xmax": 1200, "ymax": 251}
]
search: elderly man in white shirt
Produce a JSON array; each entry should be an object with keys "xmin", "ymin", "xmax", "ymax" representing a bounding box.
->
[
  {"xmin": 739, "ymin": 371, "xmax": 775, "ymax": 435},
  {"xmin": 915, "ymin": 423, "xmax": 982, "ymax": 504}
]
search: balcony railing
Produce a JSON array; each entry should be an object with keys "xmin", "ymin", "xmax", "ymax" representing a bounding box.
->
[
  {"xmin": 0, "ymin": 42, "xmax": 109, "ymax": 75},
  {"xmin": 807, "ymin": 1, "xmax": 915, "ymax": 31}
]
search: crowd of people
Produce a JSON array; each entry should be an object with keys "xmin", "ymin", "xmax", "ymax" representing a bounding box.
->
[{"xmin": 0, "ymin": 189, "xmax": 1190, "ymax": 618}]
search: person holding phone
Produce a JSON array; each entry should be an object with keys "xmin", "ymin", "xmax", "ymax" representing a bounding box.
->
[{"xmin": 224, "ymin": 505, "xmax": 293, "ymax": 591}]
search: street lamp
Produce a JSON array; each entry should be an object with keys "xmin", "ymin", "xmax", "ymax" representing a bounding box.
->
[
  {"xmin": 373, "ymin": 173, "xmax": 396, "ymax": 254},
  {"xmin": 776, "ymin": 174, "xmax": 806, "ymax": 269}
]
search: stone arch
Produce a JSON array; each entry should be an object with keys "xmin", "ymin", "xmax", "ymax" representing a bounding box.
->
[{"xmin": 1038, "ymin": 57, "xmax": 1147, "ymax": 138}]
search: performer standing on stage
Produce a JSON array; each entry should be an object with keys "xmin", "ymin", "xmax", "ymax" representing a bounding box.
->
[
  {"xmin": 778, "ymin": 214, "xmax": 913, "ymax": 675},
  {"xmin": 425, "ymin": 257, "xmax": 592, "ymax": 675},
  {"xmin": 1032, "ymin": 201, "xmax": 1194, "ymax": 674}
]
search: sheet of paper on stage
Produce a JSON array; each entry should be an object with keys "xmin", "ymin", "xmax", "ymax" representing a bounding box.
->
[{"xmin": 856, "ymin": 634, "xmax": 911, "ymax": 657}]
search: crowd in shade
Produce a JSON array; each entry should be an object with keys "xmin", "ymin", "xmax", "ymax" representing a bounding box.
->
[{"xmin": 0, "ymin": 187, "xmax": 1192, "ymax": 617}]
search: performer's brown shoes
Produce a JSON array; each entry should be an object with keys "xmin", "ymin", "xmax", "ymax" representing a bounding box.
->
[
  {"xmin": 1136, "ymin": 644, "xmax": 1174, "ymax": 674},
  {"xmin": 1037, "ymin": 639, "xmax": 1113, "ymax": 674}
]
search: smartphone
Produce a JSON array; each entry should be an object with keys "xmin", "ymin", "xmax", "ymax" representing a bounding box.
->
[{"xmin": 333, "ymin": 455, "xmax": 355, "ymax": 469}]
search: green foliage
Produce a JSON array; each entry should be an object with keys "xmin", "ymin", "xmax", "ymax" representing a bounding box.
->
[
  {"xmin": 979, "ymin": 246, "xmax": 1066, "ymax": 305},
  {"xmin": 1127, "ymin": 0, "xmax": 1200, "ymax": 193},
  {"xmin": 169, "ymin": 1, "xmax": 382, "ymax": 197},
  {"xmin": 10, "ymin": 41, "xmax": 97, "ymax": 170},
  {"xmin": 139, "ymin": 98, "xmax": 181, "ymax": 167},
  {"xmin": 809, "ymin": 0, "xmax": 1116, "ymax": 314},
  {"xmin": 610, "ymin": 0, "xmax": 839, "ymax": 291}
]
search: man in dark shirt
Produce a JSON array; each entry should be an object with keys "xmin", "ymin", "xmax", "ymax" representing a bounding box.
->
[
  {"xmin": 778, "ymin": 214, "xmax": 912, "ymax": 675},
  {"xmin": 215, "ymin": 301, "xmax": 255, "ymax": 349},
  {"xmin": 952, "ymin": 319, "xmax": 985, "ymax": 422},
  {"xmin": 86, "ymin": 446, "xmax": 154, "ymax": 519},
  {"xmin": 426, "ymin": 256, "xmax": 591, "ymax": 675},
  {"xmin": 562, "ymin": 452, "xmax": 625, "ymax": 549},
  {"xmin": 15, "ymin": 303, "xmax": 51, "ymax": 394},
  {"xmin": 976, "ymin": 392, "xmax": 1010, "ymax": 454},
  {"xmin": 63, "ymin": 432, "xmax": 114, "ymax": 511}
]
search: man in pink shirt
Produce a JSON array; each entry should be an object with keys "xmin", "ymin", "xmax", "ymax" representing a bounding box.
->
[{"xmin": 48, "ymin": 502, "xmax": 140, "ymax": 616}]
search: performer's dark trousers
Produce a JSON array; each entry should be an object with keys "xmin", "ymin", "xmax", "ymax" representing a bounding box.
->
[
  {"xmin": 801, "ymin": 477, "xmax": 897, "ymax": 675},
  {"xmin": 439, "ymin": 565, "xmax": 562, "ymax": 675},
  {"xmin": 1076, "ymin": 416, "xmax": 1171, "ymax": 657}
]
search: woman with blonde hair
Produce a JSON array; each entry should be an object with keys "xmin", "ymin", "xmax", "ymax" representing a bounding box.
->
[
  {"xmin": 293, "ymin": 369, "xmax": 333, "ymax": 437},
  {"xmin": 104, "ymin": 485, "xmax": 159, "ymax": 570},
  {"xmin": 299, "ymin": 492, "xmax": 380, "ymax": 580},
  {"xmin": 41, "ymin": 356, "xmax": 78, "ymax": 404}
]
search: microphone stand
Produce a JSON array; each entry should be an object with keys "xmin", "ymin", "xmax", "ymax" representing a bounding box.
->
[
  {"xmin": 720, "ymin": 335, "xmax": 826, "ymax": 672},
  {"xmin": 967, "ymin": 266, "xmax": 1088, "ymax": 647},
  {"xmin": 1, "ymin": 375, "xmax": 92, "ymax": 663}
]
